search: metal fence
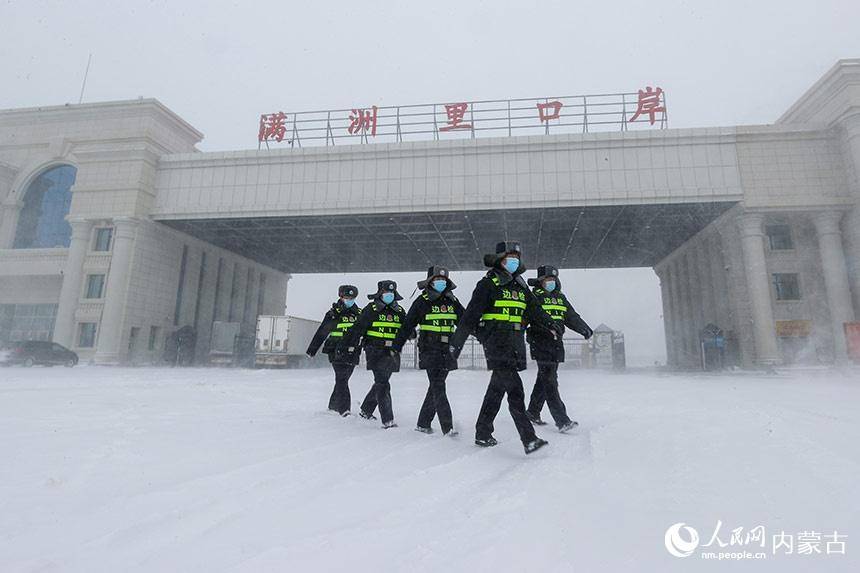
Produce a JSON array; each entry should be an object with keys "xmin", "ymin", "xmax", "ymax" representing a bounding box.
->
[{"xmin": 258, "ymin": 90, "xmax": 668, "ymax": 149}]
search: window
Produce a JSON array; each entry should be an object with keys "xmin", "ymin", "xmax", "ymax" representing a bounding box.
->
[
  {"xmin": 78, "ymin": 323, "xmax": 97, "ymax": 347},
  {"xmin": 93, "ymin": 228, "xmax": 113, "ymax": 251},
  {"xmin": 0, "ymin": 303, "xmax": 57, "ymax": 343},
  {"xmin": 773, "ymin": 273, "xmax": 801, "ymax": 301},
  {"xmin": 766, "ymin": 224, "xmax": 794, "ymax": 251},
  {"xmin": 84, "ymin": 274, "xmax": 105, "ymax": 299},
  {"xmin": 13, "ymin": 165, "xmax": 77, "ymax": 249},
  {"xmin": 148, "ymin": 326, "xmax": 160, "ymax": 351}
]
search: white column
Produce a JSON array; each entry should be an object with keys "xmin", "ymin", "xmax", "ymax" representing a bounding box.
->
[
  {"xmin": 668, "ymin": 259, "xmax": 684, "ymax": 367},
  {"xmin": 0, "ymin": 201, "xmax": 21, "ymax": 248},
  {"xmin": 656, "ymin": 267, "xmax": 672, "ymax": 367},
  {"xmin": 53, "ymin": 219, "xmax": 93, "ymax": 347},
  {"xmin": 812, "ymin": 211, "xmax": 856, "ymax": 361},
  {"xmin": 94, "ymin": 217, "xmax": 139, "ymax": 364},
  {"xmin": 738, "ymin": 213, "xmax": 780, "ymax": 366}
]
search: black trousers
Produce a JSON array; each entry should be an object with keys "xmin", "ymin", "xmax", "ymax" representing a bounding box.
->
[
  {"xmin": 475, "ymin": 369, "xmax": 537, "ymax": 444},
  {"xmin": 417, "ymin": 368, "xmax": 453, "ymax": 433},
  {"xmin": 360, "ymin": 369, "xmax": 394, "ymax": 424},
  {"xmin": 328, "ymin": 363, "xmax": 354, "ymax": 414},
  {"xmin": 527, "ymin": 362, "xmax": 572, "ymax": 428}
]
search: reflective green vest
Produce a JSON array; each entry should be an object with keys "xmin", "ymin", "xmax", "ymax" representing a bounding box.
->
[
  {"xmin": 534, "ymin": 288, "xmax": 567, "ymax": 322},
  {"xmin": 419, "ymin": 293, "xmax": 458, "ymax": 334},
  {"xmin": 366, "ymin": 307, "xmax": 403, "ymax": 340},
  {"xmin": 328, "ymin": 308, "xmax": 360, "ymax": 338},
  {"xmin": 481, "ymin": 275, "xmax": 528, "ymax": 324}
]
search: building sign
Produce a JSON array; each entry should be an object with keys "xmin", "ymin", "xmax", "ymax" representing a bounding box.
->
[
  {"xmin": 844, "ymin": 322, "xmax": 860, "ymax": 363},
  {"xmin": 257, "ymin": 87, "xmax": 668, "ymax": 148},
  {"xmin": 775, "ymin": 320, "xmax": 812, "ymax": 337}
]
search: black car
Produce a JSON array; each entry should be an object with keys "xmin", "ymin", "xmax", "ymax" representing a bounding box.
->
[{"xmin": 1, "ymin": 341, "xmax": 79, "ymax": 367}]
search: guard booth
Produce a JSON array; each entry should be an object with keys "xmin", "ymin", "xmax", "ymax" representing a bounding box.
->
[
  {"xmin": 589, "ymin": 323, "xmax": 626, "ymax": 370},
  {"xmin": 700, "ymin": 323, "xmax": 726, "ymax": 371}
]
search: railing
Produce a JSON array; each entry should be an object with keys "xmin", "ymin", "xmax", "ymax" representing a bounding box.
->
[
  {"xmin": 0, "ymin": 248, "xmax": 68, "ymax": 276},
  {"xmin": 258, "ymin": 89, "xmax": 668, "ymax": 149}
]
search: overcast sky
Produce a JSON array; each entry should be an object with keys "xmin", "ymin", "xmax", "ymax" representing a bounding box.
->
[{"xmin": 3, "ymin": 1, "xmax": 859, "ymax": 365}]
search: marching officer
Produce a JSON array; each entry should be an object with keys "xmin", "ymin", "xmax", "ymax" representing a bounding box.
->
[
  {"xmin": 392, "ymin": 266, "xmax": 464, "ymax": 437},
  {"xmin": 343, "ymin": 280, "xmax": 407, "ymax": 429},
  {"xmin": 450, "ymin": 241, "xmax": 561, "ymax": 454},
  {"xmin": 306, "ymin": 285, "xmax": 362, "ymax": 417},
  {"xmin": 525, "ymin": 266, "xmax": 593, "ymax": 431}
]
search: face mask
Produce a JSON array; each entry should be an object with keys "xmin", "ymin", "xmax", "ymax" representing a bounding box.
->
[
  {"xmin": 342, "ymin": 298, "xmax": 355, "ymax": 308},
  {"xmin": 431, "ymin": 279, "xmax": 447, "ymax": 293},
  {"xmin": 381, "ymin": 292, "xmax": 395, "ymax": 305},
  {"xmin": 543, "ymin": 280, "xmax": 556, "ymax": 292},
  {"xmin": 503, "ymin": 257, "xmax": 520, "ymax": 274}
]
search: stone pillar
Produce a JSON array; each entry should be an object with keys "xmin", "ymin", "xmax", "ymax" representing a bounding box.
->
[
  {"xmin": 667, "ymin": 264, "xmax": 681, "ymax": 368},
  {"xmin": 0, "ymin": 201, "xmax": 21, "ymax": 248},
  {"xmin": 812, "ymin": 210, "xmax": 856, "ymax": 361},
  {"xmin": 656, "ymin": 267, "xmax": 672, "ymax": 367},
  {"xmin": 738, "ymin": 213, "xmax": 780, "ymax": 366},
  {"xmin": 94, "ymin": 217, "xmax": 139, "ymax": 364},
  {"xmin": 53, "ymin": 219, "xmax": 93, "ymax": 347}
]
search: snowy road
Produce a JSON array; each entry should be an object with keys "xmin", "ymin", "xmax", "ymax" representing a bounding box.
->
[{"xmin": 1, "ymin": 366, "xmax": 858, "ymax": 572}]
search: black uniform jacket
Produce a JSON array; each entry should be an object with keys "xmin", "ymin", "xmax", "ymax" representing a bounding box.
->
[
  {"xmin": 450, "ymin": 268, "xmax": 557, "ymax": 371},
  {"xmin": 525, "ymin": 288, "xmax": 592, "ymax": 363},
  {"xmin": 392, "ymin": 289, "xmax": 464, "ymax": 371},
  {"xmin": 306, "ymin": 301, "xmax": 362, "ymax": 365},
  {"xmin": 343, "ymin": 299, "xmax": 407, "ymax": 373}
]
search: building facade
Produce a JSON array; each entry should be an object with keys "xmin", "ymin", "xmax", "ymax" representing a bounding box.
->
[{"xmin": 1, "ymin": 61, "xmax": 858, "ymax": 367}]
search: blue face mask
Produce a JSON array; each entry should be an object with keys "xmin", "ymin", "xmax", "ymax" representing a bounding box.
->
[
  {"xmin": 431, "ymin": 279, "xmax": 447, "ymax": 293},
  {"xmin": 544, "ymin": 280, "xmax": 556, "ymax": 292},
  {"xmin": 503, "ymin": 257, "xmax": 520, "ymax": 274},
  {"xmin": 342, "ymin": 298, "xmax": 355, "ymax": 308},
  {"xmin": 381, "ymin": 292, "xmax": 395, "ymax": 305}
]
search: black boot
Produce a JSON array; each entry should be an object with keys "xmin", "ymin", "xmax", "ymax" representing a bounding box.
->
[
  {"xmin": 475, "ymin": 436, "xmax": 499, "ymax": 447},
  {"xmin": 524, "ymin": 438, "xmax": 549, "ymax": 454}
]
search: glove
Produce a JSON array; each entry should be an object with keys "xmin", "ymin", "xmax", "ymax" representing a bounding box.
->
[
  {"xmin": 580, "ymin": 325, "xmax": 593, "ymax": 340},
  {"xmin": 449, "ymin": 344, "xmax": 462, "ymax": 360},
  {"xmin": 306, "ymin": 349, "xmax": 316, "ymax": 358},
  {"xmin": 550, "ymin": 321, "xmax": 565, "ymax": 337}
]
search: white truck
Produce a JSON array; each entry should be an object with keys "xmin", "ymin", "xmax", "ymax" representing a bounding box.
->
[
  {"xmin": 255, "ymin": 315, "xmax": 321, "ymax": 367},
  {"xmin": 209, "ymin": 321, "xmax": 243, "ymax": 366}
]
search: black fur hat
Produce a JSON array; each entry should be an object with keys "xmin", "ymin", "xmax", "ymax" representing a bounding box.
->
[
  {"xmin": 483, "ymin": 241, "xmax": 523, "ymax": 268},
  {"xmin": 369, "ymin": 280, "xmax": 403, "ymax": 301},
  {"xmin": 338, "ymin": 284, "xmax": 358, "ymax": 298},
  {"xmin": 528, "ymin": 265, "xmax": 561, "ymax": 288},
  {"xmin": 417, "ymin": 265, "xmax": 456, "ymax": 291}
]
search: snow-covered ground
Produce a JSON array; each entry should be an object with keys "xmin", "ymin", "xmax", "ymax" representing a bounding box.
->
[{"xmin": 1, "ymin": 365, "xmax": 858, "ymax": 572}]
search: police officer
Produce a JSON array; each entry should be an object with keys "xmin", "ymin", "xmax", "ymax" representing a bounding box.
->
[
  {"xmin": 306, "ymin": 285, "xmax": 362, "ymax": 417},
  {"xmin": 450, "ymin": 242, "xmax": 561, "ymax": 454},
  {"xmin": 343, "ymin": 280, "xmax": 407, "ymax": 429},
  {"xmin": 392, "ymin": 266, "xmax": 464, "ymax": 437},
  {"xmin": 525, "ymin": 266, "xmax": 593, "ymax": 431}
]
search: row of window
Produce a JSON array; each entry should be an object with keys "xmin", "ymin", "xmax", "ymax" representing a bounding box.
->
[{"xmin": 77, "ymin": 323, "xmax": 162, "ymax": 350}]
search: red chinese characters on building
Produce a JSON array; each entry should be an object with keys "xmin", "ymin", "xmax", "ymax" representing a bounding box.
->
[
  {"xmin": 348, "ymin": 106, "xmax": 379, "ymax": 136},
  {"xmin": 258, "ymin": 112, "xmax": 288, "ymax": 143},
  {"xmin": 440, "ymin": 102, "xmax": 472, "ymax": 132},
  {"xmin": 536, "ymin": 100, "xmax": 563, "ymax": 122},
  {"xmin": 629, "ymin": 86, "xmax": 666, "ymax": 125}
]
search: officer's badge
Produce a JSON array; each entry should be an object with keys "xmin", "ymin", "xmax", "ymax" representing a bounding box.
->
[{"xmin": 387, "ymin": 314, "xmax": 393, "ymax": 321}]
